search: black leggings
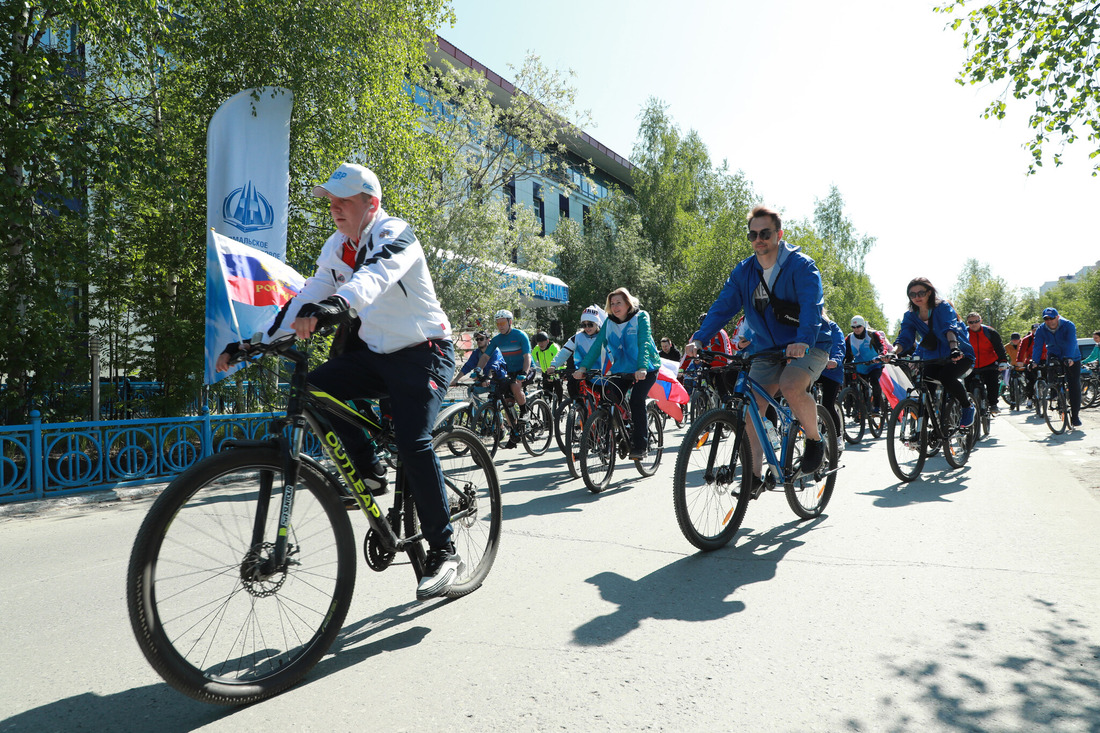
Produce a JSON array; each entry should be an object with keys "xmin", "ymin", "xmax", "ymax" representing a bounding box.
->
[
  {"xmin": 817, "ymin": 377, "xmax": 841, "ymax": 435},
  {"xmin": 923, "ymin": 359, "xmax": 973, "ymax": 410}
]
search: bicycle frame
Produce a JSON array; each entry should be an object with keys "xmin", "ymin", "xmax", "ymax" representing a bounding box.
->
[
  {"xmin": 239, "ymin": 340, "xmax": 428, "ymax": 577},
  {"xmin": 729, "ymin": 366, "xmax": 798, "ymax": 482}
]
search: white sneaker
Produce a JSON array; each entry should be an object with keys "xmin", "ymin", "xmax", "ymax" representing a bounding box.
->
[{"xmin": 416, "ymin": 545, "xmax": 464, "ymax": 600}]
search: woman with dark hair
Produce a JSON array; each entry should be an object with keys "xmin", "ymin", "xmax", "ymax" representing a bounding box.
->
[
  {"xmin": 574, "ymin": 287, "xmax": 661, "ymax": 459},
  {"xmin": 892, "ymin": 277, "xmax": 976, "ymax": 428}
]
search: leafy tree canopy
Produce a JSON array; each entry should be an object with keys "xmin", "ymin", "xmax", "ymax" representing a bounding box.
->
[{"xmin": 937, "ymin": 0, "xmax": 1100, "ymax": 175}]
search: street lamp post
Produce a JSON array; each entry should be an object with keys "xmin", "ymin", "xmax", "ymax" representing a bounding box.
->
[{"xmin": 89, "ymin": 334, "xmax": 101, "ymax": 422}]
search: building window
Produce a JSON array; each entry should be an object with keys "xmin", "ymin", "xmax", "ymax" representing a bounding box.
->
[
  {"xmin": 505, "ymin": 177, "xmax": 516, "ymax": 222},
  {"xmin": 559, "ymin": 194, "xmax": 569, "ymax": 221},
  {"xmin": 532, "ymin": 183, "xmax": 545, "ymax": 237}
]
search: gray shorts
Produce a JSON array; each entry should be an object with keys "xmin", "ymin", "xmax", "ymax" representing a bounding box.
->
[{"xmin": 748, "ymin": 347, "xmax": 829, "ymax": 387}]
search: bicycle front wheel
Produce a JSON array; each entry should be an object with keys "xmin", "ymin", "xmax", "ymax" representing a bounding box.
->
[
  {"xmin": 562, "ymin": 403, "xmax": 584, "ymax": 480},
  {"xmin": 1044, "ymin": 386, "xmax": 1069, "ymax": 435},
  {"xmin": 866, "ymin": 386, "xmax": 885, "ymax": 439},
  {"xmin": 127, "ymin": 447, "xmax": 355, "ymax": 705},
  {"xmin": 943, "ymin": 398, "xmax": 973, "ymax": 469},
  {"xmin": 520, "ymin": 398, "xmax": 553, "ymax": 456},
  {"xmin": 471, "ymin": 402, "xmax": 502, "ymax": 458},
  {"xmin": 784, "ymin": 404, "xmax": 838, "ymax": 519},
  {"xmin": 634, "ymin": 403, "xmax": 665, "ymax": 477},
  {"xmin": 672, "ymin": 409, "xmax": 751, "ymax": 551},
  {"xmin": 579, "ymin": 407, "xmax": 617, "ymax": 493},
  {"xmin": 405, "ymin": 428, "xmax": 502, "ymax": 597},
  {"xmin": 887, "ymin": 398, "xmax": 926, "ymax": 482},
  {"xmin": 838, "ymin": 387, "xmax": 865, "ymax": 444}
]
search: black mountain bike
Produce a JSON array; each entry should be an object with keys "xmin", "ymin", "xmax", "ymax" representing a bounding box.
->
[
  {"xmin": 470, "ymin": 376, "xmax": 553, "ymax": 457},
  {"xmin": 838, "ymin": 362, "xmax": 885, "ymax": 444},
  {"xmin": 1038, "ymin": 359, "xmax": 1075, "ymax": 434},
  {"xmin": 1004, "ymin": 367, "xmax": 1028, "ymax": 411},
  {"xmin": 127, "ymin": 335, "xmax": 501, "ymax": 705},
  {"xmin": 578, "ymin": 376, "xmax": 664, "ymax": 493},
  {"xmin": 885, "ymin": 356, "xmax": 974, "ymax": 482}
]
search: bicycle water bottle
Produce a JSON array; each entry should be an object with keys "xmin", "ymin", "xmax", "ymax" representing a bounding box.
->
[{"xmin": 764, "ymin": 420, "xmax": 781, "ymax": 455}]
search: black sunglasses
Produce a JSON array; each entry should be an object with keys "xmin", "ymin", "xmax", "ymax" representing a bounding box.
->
[
  {"xmin": 1043, "ymin": 316, "xmax": 1056, "ymax": 321},
  {"xmin": 908, "ymin": 288, "xmax": 929, "ymax": 299},
  {"xmin": 581, "ymin": 322, "xmax": 597, "ymax": 328},
  {"xmin": 747, "ymin": 228, "xmax": 774, "ymax": 242}
]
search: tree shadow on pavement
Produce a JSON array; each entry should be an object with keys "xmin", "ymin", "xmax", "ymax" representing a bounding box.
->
[
  {"xmin": 847, "ymin": 598, "xmax": 1100, "ymax": 731},
  {"xmin": 571, "ymin": 518, "xmax": 825, "ymax": 646}
]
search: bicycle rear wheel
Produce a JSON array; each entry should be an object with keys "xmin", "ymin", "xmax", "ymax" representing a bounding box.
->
[
  {"xmin": 634, "ymin": 403, "xmax": 665, "ymax": 477},
  {"xmin": 942, "ymin": 398, "xmax": 973, "ymax": 469},
  {"xmin": 865, "ymin": 385, "xmax": 885, "ymax": 439},
  {"xmin": 784, "ymin": 404, "xmax": 838, "ymax": 519},
  {"xmin": 127, "ymin": 447, "xmax": 355, "ymax": 705},
  {"xmin": 562, "ymin": 403, "xmax": 584, "ymax": 479},
  {"xmin": 404, "ymin": 428, "xmax": 502, "ymax": 597},
  {"xmin": 1044, "ymin": 386, "xmax": 1069, "ymax": 434},
  {"xmin": 838, "ymin": 387, "xmax": 865, "ymax": 444},
  {"xmin": 554, "ymin": 399, "xmax": 571, "ymax": 455},
  {"xmin": 887, "ymin": 398, "xmax": 926, "ymax": 482},
  {"xmin": 579, "ymin": 407, "xmax": 616, "ymax": 493},
  {"xmin": 672, "ymin": 409, "xmax": 751, "ymax": 551},
  {"xmin": 1082, "ymin": 373, "xmax": 1100, "ymax": 408},
  {"xmin": 520, "ymin": 398, "xmax": 553, "ymax": 456}
]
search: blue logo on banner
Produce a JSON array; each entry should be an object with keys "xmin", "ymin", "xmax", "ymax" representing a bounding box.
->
[{"xmin": 223, "ymin": 181, "xmax": 274, "ymax": 233}]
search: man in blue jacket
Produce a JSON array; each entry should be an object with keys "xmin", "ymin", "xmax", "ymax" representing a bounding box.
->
[
  {"xmin": 686, "ymin": 205, "xmax": 833, "ymax": 481},
  {"xmin": 1033, "ymin": 307, "xmax": 1083, "ymax": 427}
]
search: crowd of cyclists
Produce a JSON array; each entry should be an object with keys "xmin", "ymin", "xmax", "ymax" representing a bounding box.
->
[{"xmin": 221, "ymin": 163, "xmax": 1097, "ymax": 600}]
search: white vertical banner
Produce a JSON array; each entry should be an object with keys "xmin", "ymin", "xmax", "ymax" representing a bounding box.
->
[{"xmin": 204, "ymin": 87, "xmax": 293, "ymax": 385}]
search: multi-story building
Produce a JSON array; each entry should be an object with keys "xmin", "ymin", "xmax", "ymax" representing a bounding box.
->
[{"xmin": 1040, "ymin": 260, "xmax": 1100, "ymax": 295}]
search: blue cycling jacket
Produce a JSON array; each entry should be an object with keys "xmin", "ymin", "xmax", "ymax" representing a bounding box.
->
[
  {"xmin": 895, "ymin": 301, "xmax": 973, "ymax": 361},
  {"xmin": 1033, "ymin": 318, "xmax": 1081, "ymax": 361},
  {"xmin": 692, "ymin": 241, "xmax": 832, "ymax": 354}
]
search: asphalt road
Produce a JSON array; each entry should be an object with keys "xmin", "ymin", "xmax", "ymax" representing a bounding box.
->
[{"xmin": 2, "ymin": 406, "xmax": 1098, "ymax": 732}]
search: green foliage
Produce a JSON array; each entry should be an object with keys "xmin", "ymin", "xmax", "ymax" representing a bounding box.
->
[
  {"xmin": 1, "ymin": 0, "xmax": 450, "ymax": 421},
  {"xmin": 1026, "ymin": 267, "xmax": 1100, "ymax": 332},
  {"xmin": 937, "ymin": 0, "xmax": 1100, "ymax": 175},
  {"xmin": 416, "ymin": 53, "xmax": 586, "ymax": 331},
  {"xmin": 949, "ymin": 258, "xmax": 1021, "ymax": 332}
]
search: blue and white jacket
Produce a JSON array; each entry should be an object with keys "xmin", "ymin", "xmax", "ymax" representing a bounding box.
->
[
  {"xmin": 580, "ymin": 309, "xmax": 660, "ymax": 374},
  {"xmin": 551, "ymin": 330, "xmax": 605, "ymax": 372},
  {"xmin": 692, "ymin": 241, "xmax": 832, "ymax": 355},
  {"xmin": 267, "ymin": 207, "xmax": 450, "ymax": 353}
]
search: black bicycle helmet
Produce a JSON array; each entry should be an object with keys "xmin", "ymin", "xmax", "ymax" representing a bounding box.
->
[{"xmin": 534, "ymin": 331, "xmax": 549, "ymax": 343}]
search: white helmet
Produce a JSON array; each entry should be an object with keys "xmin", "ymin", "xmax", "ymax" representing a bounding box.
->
[{"xmin": 494, "ymin": 309, "xmax": 514, "ymax": 321}]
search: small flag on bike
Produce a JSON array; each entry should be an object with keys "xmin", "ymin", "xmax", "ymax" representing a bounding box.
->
[
  {"xmin": 879, "ymin": 363, "xmax": 913, "ymax": 410},
  {"xmin": 214, "ymin": 231, "xmax": 304, "ymax": 308},
  {"xmin": 650, "ymin": 361, "xmax": 690, "ymax": 422}
]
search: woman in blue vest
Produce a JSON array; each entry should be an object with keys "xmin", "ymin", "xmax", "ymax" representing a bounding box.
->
[{"xmin": 574, "ymin": 287, "xmax": 661, "ymax": 459}]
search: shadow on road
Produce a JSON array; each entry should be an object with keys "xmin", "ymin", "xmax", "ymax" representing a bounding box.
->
[
  {"xmin": 857, "ymin": 468, "xmax": 972, "ymax": 508},
  {"xmin": 571, "ymin": 518, "xmax": 824, "ymax": 646},
  {"xmin": 0, "ymin": 599, "xmax": 448, "ymax": 731},
  {"xmin": 848, "ymin": 598, "xmax": 1100, "ymax": 731}
]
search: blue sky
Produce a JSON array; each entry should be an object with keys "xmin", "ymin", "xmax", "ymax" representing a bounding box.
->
[{"xmin": 441, "ymin": 0, "xmax": 1100, "ymax": 327}]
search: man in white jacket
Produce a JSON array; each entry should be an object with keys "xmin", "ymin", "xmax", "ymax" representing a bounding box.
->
[{"xmin": 217, "ymin": 162, "xmax": 460, "ymax": 600}]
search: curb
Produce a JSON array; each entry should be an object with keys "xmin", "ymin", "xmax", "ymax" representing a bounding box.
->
[{"xmin": 0, "ymin": 484, "xmax": 168, "ymax": 519}]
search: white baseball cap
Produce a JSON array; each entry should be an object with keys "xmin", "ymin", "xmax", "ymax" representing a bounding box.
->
[
  {"xmin": 581, "ymin": 304, "xmax": 606, "ymax": 327},
  {"xmin": 850, "ymin": 315, "xmax": 868, "ymax": 329},
  {"xmin": 312, "ymin": 163, "xmax": 382, "ymax": 202}
]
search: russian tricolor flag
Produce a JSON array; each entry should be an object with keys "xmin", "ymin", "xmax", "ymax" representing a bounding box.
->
[
  {"xmin": 879, "ymin": 363, "xmax": 913, "ymax": 410},
  {"xmin": 216, "ymin": 233, "xmax": 304, "ymax": 308},
  {"xmin": 649, "ymin": 358, "xmax": 690, "ymax": 422}
]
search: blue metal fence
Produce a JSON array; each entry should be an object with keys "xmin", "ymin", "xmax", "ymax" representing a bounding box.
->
[{"xmin": 0, "ymin": 409, "xmax": 315, "ymax": 504}]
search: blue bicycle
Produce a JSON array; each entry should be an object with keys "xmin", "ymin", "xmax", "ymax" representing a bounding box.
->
[{"xmin": 672, "ymin": 350, "xmax": 841, "ymax": 551}]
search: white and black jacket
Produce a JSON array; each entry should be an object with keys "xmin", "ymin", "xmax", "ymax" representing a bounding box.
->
[{"xmin": 267, "ymin": 208, "xmax": 451, "ymax": 354}]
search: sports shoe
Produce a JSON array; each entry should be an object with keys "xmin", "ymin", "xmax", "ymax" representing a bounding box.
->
[
  {"xmin": 1071, "ymin": 416, "xmax": 1083, "ymax": 427},
  {"xmin": 959, "ymin": 407, "xmax": 976, "ymax": 429},
  {"xmin": 629, "ymin": 449, "xmax": 646, "ymax": 461},
  {"xmin": 1026, "ymin": 400, "xmax": 1033, "ymax": 409},
  {"xmin": 504, "ymin": 435, "xmax": 519, "ymax": 449},
  {"xmin": 416, "ymin": 544, "xmax": 464, "ymax": 600},
  {"xmin": 800, "ymin": 438, "xmax": 825, "ymax": 474}
]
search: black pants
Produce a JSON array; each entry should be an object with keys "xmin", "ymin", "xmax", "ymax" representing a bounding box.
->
[
  {"xmin": 308, "ymin": 340, "xmax": 455, "ymax": 548},
  {"xmin": 970, "ymin": 365, "xmax": 1001, "ymax": 409},
  {"xmin": 600, "ymin": 371, "xmax": 658, "ymax": 453},
  {"xmin": 817, "ymin": 377, "xmax": 841, "ymax": 436},
  {"xmin": 923, "ymin": 358, "xmax": 974, "ymax": 412}
]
